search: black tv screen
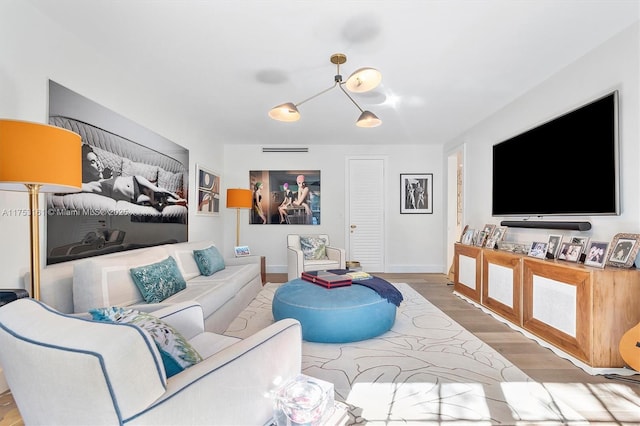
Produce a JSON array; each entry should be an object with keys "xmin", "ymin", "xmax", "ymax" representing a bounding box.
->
[{"xmin": 492, "ymin": 91, "xmax": 619, "ymax": 216}]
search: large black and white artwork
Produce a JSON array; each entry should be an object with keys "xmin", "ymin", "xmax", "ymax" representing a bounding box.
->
[{"xmin": 46, "ymin": 81, "xmax": 189, "ymax": 264}]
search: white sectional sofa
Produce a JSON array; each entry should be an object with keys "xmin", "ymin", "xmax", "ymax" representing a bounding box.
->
[{"xmin": 32, "ymin": 240, "xmax": 263, "ymax": 333}]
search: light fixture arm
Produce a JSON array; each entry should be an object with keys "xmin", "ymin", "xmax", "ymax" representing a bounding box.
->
[
  {"xmin": 294, "ymin": 82, "xmax": 338, "ymax": 108},
  {"xmin": 338, "ymin": 83, "xmax": 365, "ymax": 113}
]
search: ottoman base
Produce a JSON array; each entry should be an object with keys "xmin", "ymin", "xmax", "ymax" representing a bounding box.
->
[{"xmin": 272, "ymin": 279, "xmax": 397, "ymax": 343}]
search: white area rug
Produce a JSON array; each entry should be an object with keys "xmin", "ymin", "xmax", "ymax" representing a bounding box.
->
[{"xmin": 224, "ymin": 283, "xmax": 625, "ymax": 424}]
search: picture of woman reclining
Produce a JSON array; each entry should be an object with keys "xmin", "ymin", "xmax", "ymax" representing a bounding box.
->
[{"xmin": 82, "ymin": 144, "xmax": 186, "ymax": 212}]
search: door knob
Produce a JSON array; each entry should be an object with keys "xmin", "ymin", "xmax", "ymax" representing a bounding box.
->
[{"xmin": 350, "ymin": 225, "xmax": 357, "ymax": 229}]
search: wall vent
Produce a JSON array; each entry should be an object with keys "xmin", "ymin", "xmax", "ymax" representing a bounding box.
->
[{"xmin": 262, "ymin": 147, "xmax": 309, "ymax": 153}]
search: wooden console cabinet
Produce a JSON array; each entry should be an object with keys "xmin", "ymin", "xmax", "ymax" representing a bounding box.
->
[{"xmin": 453, "ymin": 243, "xmax": 640, "ymax": 371}]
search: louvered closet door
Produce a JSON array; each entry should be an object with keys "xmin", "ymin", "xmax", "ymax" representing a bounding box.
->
[{"xmin": 347, "ymin": 157, "xmax": 385, "ymax": 272}]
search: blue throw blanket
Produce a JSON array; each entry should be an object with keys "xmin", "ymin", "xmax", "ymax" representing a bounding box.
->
[{"xmin": 328, "ymin": 270, "xmax": 403, "ymax": 307}]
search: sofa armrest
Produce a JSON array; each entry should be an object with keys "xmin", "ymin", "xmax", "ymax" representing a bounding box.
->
[
  {"xmin": 148, "ymin": 302, "xmax": 205, "ymax": 340},
  {"xmin": 224, "ymin": 255, "xmax": 261, "ymax": 266},
  {"xmin": 326, "ymin": 246, "xmax": 346, "ymax": 269},
  {"xmin": 287, "ymin": 247, "xmax": 304, "ymax": 281},
  {"xmin": 136, "ymin": 319, "xmax": 302, "ymax": 425}
]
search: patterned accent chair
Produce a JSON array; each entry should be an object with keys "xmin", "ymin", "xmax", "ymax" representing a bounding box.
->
[{"xmin": 287, "ymin": 234, "xmax": 346, "ymax": 281}]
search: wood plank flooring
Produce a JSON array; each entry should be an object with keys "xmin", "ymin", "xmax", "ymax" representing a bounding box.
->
[{"xmin": 2, "ymin": 273, "xmax": 639, "ymax": 425}]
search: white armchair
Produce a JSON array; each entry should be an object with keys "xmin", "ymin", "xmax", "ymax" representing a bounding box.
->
[
  {"xmin": 0, "ymin": 299, "xmax": 301, "ymax": 425},
  {"xmin": 287, "ymin": 234, "xmax": 346, "ymax": 281}
]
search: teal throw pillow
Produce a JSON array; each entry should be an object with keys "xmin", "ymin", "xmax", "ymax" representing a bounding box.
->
[
  {"xmin": 193, "ymin": 245, "xmax": 225, "ymax": 276},
  {"xmin": 89, "ymin": 307, "xmax": 203, "ymax": 378},
  {"xmin": 130, "ymin": 256, "xmax": 186, "ymax": 303},
  {"xmin": 299, "ymin": 236, "xmax": 328, "ymax": 260}
]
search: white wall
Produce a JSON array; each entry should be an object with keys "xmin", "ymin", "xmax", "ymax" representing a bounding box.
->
[
  {"xmin": 443, "ymin": 23, "xmax": 640, "ymax": 248},
  {"xmin": 0, "ymin": 1, "xmax": 446, "ymax": 295},
  {"xmin": 0, "ymin": 1, "xmax": 227, "ymax": 289},
  {"xmin": 224, "ymin": 144, "xmax": 445, "ymax": 274}
]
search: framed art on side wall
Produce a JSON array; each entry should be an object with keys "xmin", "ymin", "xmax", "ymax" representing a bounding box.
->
[
  {"xmin": 400, "ymin": 173, "xmax": 433, "ymax": 214},
  {"xmin": 196, "ymin": 164, "xmax": 220, "ymax": 216}
]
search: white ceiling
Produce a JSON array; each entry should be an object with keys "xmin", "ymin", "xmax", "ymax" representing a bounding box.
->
[{"xmin": 26, "ymin": 0, "xmax": 640, "ymax": 146}]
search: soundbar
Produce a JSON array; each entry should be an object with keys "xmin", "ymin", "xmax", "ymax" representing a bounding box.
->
[{"xmin": 500, "ymin": 221, "xmax": 592, "ymax": 231}]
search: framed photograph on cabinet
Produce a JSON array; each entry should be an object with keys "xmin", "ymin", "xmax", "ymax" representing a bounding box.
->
[
  {"xmin": 461, "ymin": 228, "xmax": 475, "ymax": 245},
  {"xmin": 475, "ymin": 231, "xmax": 488, "ymax": 247},
  {"xmin": 528, "ymin": 242, "xmax": 548, "ymax": 259},
  {"xmin": 570, "ymin": 236, "xmax": 590, "ymax": 254},
  {"xmin": 546, "ymin": 234, "xmax": 562, "ymax": 259},
  {"xmin": 584, "ymin": 241, "xmax": 609, "ymax": 268},
  {"xmin": 482, "ymin": 224, "xmax": 496, "ymax": 236},
  {"xmin": 196, "ymin": 164, "xmax": 221, "ymax": 216},
  {"xmin": 557, "ymin": 242, "xmax": 582, "ymax": 262},
  {"xmin": 400, "ymin": 173, "xmax": 433, "ymax": 214},
  {"xmin": 607, "ymin": 233, "xmax": 640, "ymax": 268}
]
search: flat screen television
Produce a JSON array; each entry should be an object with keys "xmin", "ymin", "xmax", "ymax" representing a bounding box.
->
[{"xmin": 492, "ymin": 91, "xmax": 619, "ymax": 217}]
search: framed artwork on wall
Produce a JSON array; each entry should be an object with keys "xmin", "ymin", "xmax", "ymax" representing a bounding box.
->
[
  {"xmin": 196, "ymin": 164, "xmax": 220, "ymax": 216},
  {"xmin": 606, "ymin": 233, "xmax": 640, "ymax": 268},
  {"xmin": 46, "ymin": 81, "xmax": 189, "ymax": 265},
  {"xmin": 400, "ymin": 173, "xmax": 433, "ymax": 214},
  {"xmin": 249, "ymin": 170, "xmax": 321, "ymax": 225}
]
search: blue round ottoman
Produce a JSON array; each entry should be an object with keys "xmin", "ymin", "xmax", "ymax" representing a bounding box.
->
[{"xmin": 272, "ymin": 279, "xmax": 397, "ymax": 343}]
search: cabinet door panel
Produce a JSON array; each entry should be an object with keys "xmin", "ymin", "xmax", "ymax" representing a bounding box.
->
[
  {"xmin": 454, "ymin": 244, "xmax": 482, "ymax": 302},
  {"xmin": 523, "ymin": 259, "xmax": 591, "ymax": 363},
  {"xmin": 483, "ymin": 250, "xmax": 522, "ymax": 325}
]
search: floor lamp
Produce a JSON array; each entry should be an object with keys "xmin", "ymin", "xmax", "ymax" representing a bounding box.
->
[
  {"xmin": 226, "ymin": 188, "xmax": 253, "ymax": 247},
  {"xmin": 0, "ymin": 120, "xmax": 82, "ymax": 300}
]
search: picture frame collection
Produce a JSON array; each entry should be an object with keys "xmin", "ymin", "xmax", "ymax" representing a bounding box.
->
[{"xmin": 459, "ymin": 225, "xmax": 640, "ymax": 269}]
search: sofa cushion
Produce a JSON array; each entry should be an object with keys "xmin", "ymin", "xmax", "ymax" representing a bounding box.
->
[
  {"xmin": 90, "ymin": 307, "xmax": 203, "ymax": 378},
  {"xmin": 130, "ymin": 256, "xmax": 187, "ymax": 303},
  {"xmin": 299, "ymin": 236, "xmax": 328, "ymax": 260},
  {"xmin": 193, "ymin": 246, "xmax": 225, "ymax": 276},
  {"xmin": 164, "ymin": 241, "xmax": 223, "ymax": 280}
]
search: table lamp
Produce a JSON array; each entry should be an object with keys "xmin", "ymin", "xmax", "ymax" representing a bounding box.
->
[
  {"xmin": 0, "ymin": 119, "xmax": 82, "ymax": 300},
  {"xmin": 226, "ymin": 188, "xmax": 253, "ymax": 247}
]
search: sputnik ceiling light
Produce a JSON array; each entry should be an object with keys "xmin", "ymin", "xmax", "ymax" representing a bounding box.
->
[{"xmin": 268, "ymin": 53, "xmax": 382, "ymax": 128}]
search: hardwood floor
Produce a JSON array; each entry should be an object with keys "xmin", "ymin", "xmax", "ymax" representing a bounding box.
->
[{"xmin": 2, "ymin": 273, "xmax": 639, "ymax": 425}]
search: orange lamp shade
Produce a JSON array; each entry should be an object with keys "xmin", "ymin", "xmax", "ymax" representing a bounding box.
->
[
  {"xmin": 226, "ymin": 188, "xmax": 253, "ymax": 209},
  {"xmin": 0, "ymin": 119, "xmax": 82, "ymax": 192}
]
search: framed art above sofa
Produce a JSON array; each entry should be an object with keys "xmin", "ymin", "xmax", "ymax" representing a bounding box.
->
[{"xmin": 46, "ymin": 81, "xmax": 189, "ymax": 265}]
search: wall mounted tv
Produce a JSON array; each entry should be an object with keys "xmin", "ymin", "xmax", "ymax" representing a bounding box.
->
[{"xmin": 492, "ymin": 91, "xmax": 619, "ymax": 217}]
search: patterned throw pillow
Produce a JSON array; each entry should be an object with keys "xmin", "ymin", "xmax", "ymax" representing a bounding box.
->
[
  {"xmin": 299, "ymin": 236, "xmax": 328, "ymax": 260},
  {"xmin": 193, "ymin": 246, "xmax": 225, "ymax": 276},
  {"xmin": 130, "ymin": 256, "xmax": 187, "ymax": 303},
  {"xmin": 89, "ymin": 307, "xmax": 203, "ymax": 378}
]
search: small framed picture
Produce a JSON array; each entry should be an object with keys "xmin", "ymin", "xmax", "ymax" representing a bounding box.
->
[
  {"xmin": 490, "ymin": 226, "xmax": 507, "ymax": 243},
  {"xmin": 234, "ymin": 245, "xmax": 251, "ymax": 257},
  {"xmin": 475, "ymin": 231, "xmax": 488, "ymax": 247},
  {"xmin": 528, "ymin": 242, "xmax": 548, "ymax": 259},
  {"xmin": 546, "ymin": 234, "xmax": 562, "ymax": 259},
  {"xmin": 584, "ymin": 241, "xmax": 609, "ymax": 268},
  {"xmin": 570, "ymin": 236, "xmax": 590, "ymax": 254},
  {"xmin": 482, "ymin": 224, "xmax": 496, "ymax": 237},
  {"xmin": 196, "ymin": 164, "xmax": 221, "ymax": 216},
  {"xmin": 607, "ymin": 233, "xmax": 640, "ymax": 268},
  {"xmin": 485, "ymin": 237, "xmax": 497, "ymax": 249},
  {"xmin": 400, "ymin": 173, "xmax": 433, "ymax": 214},
  {"xmin": 458, "ymin": 225, "xmax": 469, "ymax": 243},
  {"xmin": 461, "ymin": 229, "xmax": 475, "ymax": 245},
  {"xmin": 557, "ymin": 242, "xmax": 583, "ymax": 262}
]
